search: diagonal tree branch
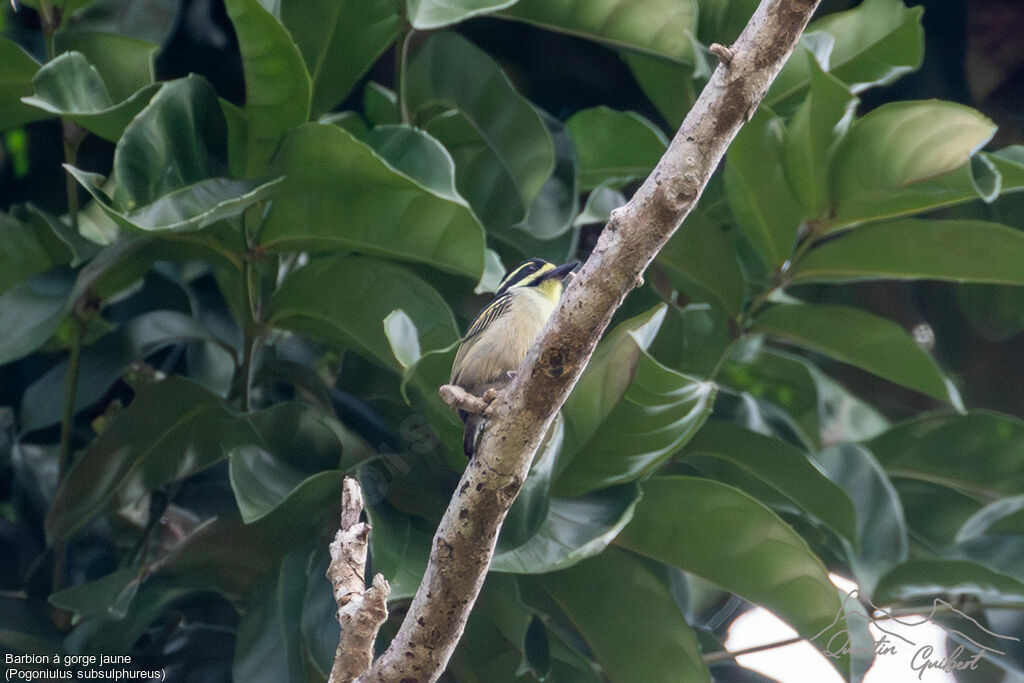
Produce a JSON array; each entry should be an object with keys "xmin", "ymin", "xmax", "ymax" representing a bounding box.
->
[{"xmin": 359, "ymin": 1, "xmax": 822, "ymax": 680}]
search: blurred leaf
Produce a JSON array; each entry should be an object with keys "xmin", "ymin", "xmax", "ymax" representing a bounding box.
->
[
  {"xmin": 113, "ymin": 75, "xmax": 227, "ymax": 206},
  {"xmin": 868, "ymin": 412, "xmax": 1024, "ymax": 498},
  {"xmin": 0, "ymin": 36, "xmax": 47, "ymax": 131},
  {"xmin": 617, "ymin": 477, "xmax": 845, "ymax": 652},
  {"xmin": 224, "ymin": 0, "xmax": 311, "ymax": 175},
  {"xmin": 814, "ymin": 443, "xmax": 907, "ymax": 594},
  {"xmin": 301, "ymin": 549, "xmax": 339, "ymax": 676},
  {"xmin": 829, "ymin": 101, "xmax": 996, "ymax": 227},
  {"xmin": 567, "ymin": 106, "xmax": 667, "ymax": 191},
  {"xmin": 945, "ymin": 536, "xmax": 1024, "ymax": 585},
  {"xmin": 20, "ymin": 310, "xmax": 235, "ymax": 433},
  {"xmin": 46, "ymin": 375, "xmax": 246, "ymax": 543},
  {"xmin": 681, "ymin": 422, "xmax": 858, "ymax": 544},
  {"xmin": 724, "ymin": 107, "xmax": 804, "ymax": 269},
  {"xmin": 539, "ymin": 547, "xmax": 711, "ymax": 682},
  {"xmin": 792, "ymin": 219, "xmax": 1024, "ymax": 286},
  {"xmin": 574, "ymin": 183, "xmax": 624, "ymax": 227},
  {"xmin": 655, "ymin": 201, "xmax": 745, "ymax": 315},
  {"xmin": 513, "ymin": 111, "xmax": 578, "ymax": 241},
  {"xmin": 496, "ymin": 414, "xmax": 564, "ymax": 554},
  {"xmin": 54, "ymin": 31, "xmax": 157, "ymax": 102},
  {"xmin": 384, "ymin": 309, "xmax": 422, "ymax": 369},
  {"xmin": 0, "ymin": 268, "xmax": 73, "ymax": 366},
  {"xmin": 648, "ymin": 302, "xmax": 732, "ymax": 378},
  {"xmin": 363, "ymin": 81, "xmax": 399, "ymax": 126},
  {"xmin": 768, "ymin": 0, "xmax": 924, "ymax": 108},
  {"xmin": 233, "ymin": 551, "xmax": 307, "ymax": 683},
  {"xmin": 783, "ymin": 52, "xmax": 857, "ymax": 219},
  {"xmin": 281, "ymin": 0, "xmax": 400, "ymax": 115},
  {"xmin": 66, "ymin": 166, "xmax": 283, "ymax": 233},
  {"xmin": 0, "ymin": 208, "xmax": 77, "ymax": 297},
  {"xmin": 499, "ymin": 0, "xmax": 698, "ymax": 62},
  {"xmin": 408, "ymin": 0, "xmax": 516, "ymax": 29},
  {"xmin": 492, "ymin": 484, "xmax": 640, "ymax": 574},
  {"xmin": 957, "ymin": 495, "xmax": 1024, "ymax": 541},
  {"xmin": 365, "ymin": 497, "xmax": 433, "ymax": 601},
  {"xmin": 261, "ymin": 123, "xmax": 485, "ymax": 279},
  {"xmin": 698, "ymin": 0, "xmax": 759, "ymax": 45},
  {"xmin": 268, "ymin": 254, "xmax": 459, "ymax": 373},
  {"xmin": 0, "ymin": 595, "xmax": 64, "ymax": 654},
  {"xmin": 958, "ymin": 283, "xmax": 1024, "ymax": 342},
  {"xmin": 622, "ymin": 52, "xmax": 695, "ymax": 129},
  {"xmin": 21, "ymin": 51, "xmax": 160, "ymax": 142},
  {"xmin": 895, "ymin": 480, "xmax": 982, "ymax": 550},
  {"xmin": 406, "ymin": 32, "xmax": 555, "ymax": 229},
  {"xmin": 753, "ymin": 303, "xmax": 952, "ymax": 402}
]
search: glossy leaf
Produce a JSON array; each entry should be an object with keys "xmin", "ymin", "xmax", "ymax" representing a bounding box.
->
[
  {"xmin": 957, "ymin": 495, "xmax": 1024, "ymax": 540},
  {"xmin": 260, "ymin": 123, "xmax": 485, "ymax": 279},
  {"xmin": 868, "ymin": 412, "xmax": 1024, "ymax": 498},
  {"xmin": 680, "ymin": 422, "xmax": 858, "ymax": 544},
  {"xmin": 895, "ymin": 480, "xmax": 982, "ymax": 550},
  {"xmin": 267, "ymin": 254, "xmax": 459, "ymax": 373},
  {"xmin": 767, "ymin": 0, "xmax": 923, "ymax": 107},
  {"xmin": 224, "ymin": 0, "xmax": 311, "ymax": 175},
  {"xmin": 724, "ymin": 107, "xmax": 804, "ymax": 268},
  {"xmin": 875, "ymin": 559, "xmax": 1024, "ymax": 606},
  {"xmin": 499, "ymin": 0, "xmax": 698, "ymax": 62},
  {"xmin": 233, "ymin": 551, "xmax": 307, "ymax": 683},
  {"xmin": 54, "ymin": 31, "xmax": 157, "ymax": 103},
  {"xmin": 0, "ymin": 208, "xmax": 77, "ymax": 297},
  {"xmin": 364, "ymin": 498, "xmax": 433, "ymax": 601},
  {"xmin": 0, "ymin": 37, "xmax": 47, "ymax": 131},
  {"xmin": 492, "ymin": 484, "xmax": 640, "ymax": 574},
  {"xmin": 567, "ymin": 106, "xmax": 667, "ymax": 190},
  {"xmin": 407, "ymin": 32, "xmax": 555, "ymax": 230},
  {"xmin": 792, "ymin": 219, "xmax": 1024, "ymax": 286},
  {"xmin": 513, "ymin": 110, "xmax": 579, "ymax": 241},
  {"xmin": 46, "ymin": 375, "xmax": 247, "ymax": 543},
  {"xmin": 0, "ymin": 268, "xmax": 73, "ymax": 366},
  {"xmin": 829, "ymin": 101, "xmax": 996, "ymax": 227},
  {"xmin": 783, "ymin": 52, "xmax": 857, "ymax": 218},
  {"xmin": 945, "ymin": 536, "xmax": 1024, "ymax": 585},
  {"xmin": 113, "ymin": 75, "xmax": 228, "ymax": 206},
  {"xmin": 814, "ymin": 443, "xmax": 907, "ymax": 594},
  {"xmin": 655, "ymin": 197, "xmax": 745, "ymax": 315},
  {"xmin": 753, "ymin": 303, "xmax": 952, "ymax": 402},
  {"xmin": 66, "ymin": 166, "xmax": 283, "ymax": 233},
  {"xmin": 408, "ymin": 0, "xmax": 516, "ymax": 29},
  {"xmin": 622, "ymin": 52, "xmax": 695, "ymax": 129},
  {"xmin": 281, "ymin": 0, "xmax": 400, "ymax": 115},
  {"xmin": 617, "ymin": 477, "xmax": 845, "ymax": 651},
  {"xmin": 497, "ymin": 414, "xmax": 565, "ymax": 554},
  {"xmin": 540, "ymin": 547, "xmax": 711, "ymax": 683},
  {"xmin": 21, "ymin": 51, "xmax": 160, "ymax": 142}
]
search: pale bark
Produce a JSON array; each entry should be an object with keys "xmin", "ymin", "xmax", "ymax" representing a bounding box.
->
[{"xmin": 354, "ymin": 0, "xmax": 822, "ymax": 679}]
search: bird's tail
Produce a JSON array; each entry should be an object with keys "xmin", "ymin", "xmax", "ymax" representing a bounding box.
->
[{"xmin": 462, "ymin": 412, "xmax": 483, "ymax": 458}]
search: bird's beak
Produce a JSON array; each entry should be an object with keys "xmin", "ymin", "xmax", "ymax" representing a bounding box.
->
[{"xmin": 542, "ymin": 261, "xmax": 579, "ymax": 282}]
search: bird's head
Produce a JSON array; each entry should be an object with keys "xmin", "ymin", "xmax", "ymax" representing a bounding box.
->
[{"xmin": 495, "ymin": 258, "xmax": 579, "ymax": 303}]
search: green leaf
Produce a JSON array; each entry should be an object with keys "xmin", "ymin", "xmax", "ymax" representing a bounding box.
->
[
  {"xmin": 499, "ymin": 0, "xmax": 698, "ymax": 63},
  {"xmin": 0, "ymin": 37, "xmax": 47, "ymax": 131},
  {"xmin": 957, "ymin": 495, "xmax": 1024, "ymax": 541},
  {"xmin": 406, "ymin": 32, "xmax": 555, "ymax": 228},
  {"xmin": 617, "ymin": 477, "xmax": 845, "ymax": 651},
  {"xmin": 66, "ymin": 166, "xmax": 283, "ymax": 233},
  {"xmin": 895, "ymin": 480, "xmax": 982, "ymax": 549},
  {"xmin": 829, "ymin": 101, "xmax": 996, "ymax": 227},
  {"xmin": 281, "ymin": 0, "xmax": 400, "ymax": 115},
  {"xmin": 513, "ymin": 110, "xmax": 579, "ymax": 241},
  {"xmin": 364, "ymin": 497, "xmax": 433, "ymax": 601},
  {"xmin": 267, "ymin": 254, "xmax": 459, "ymax": 373},
  {"xmin": 567, "ymin": 107, "xmax": 667, "ymax": 191},
  {"xmin": 792, "ymin": 219, "xmax": 1024, "ymax": 285},
  {"xmin": 813, "ymin": 443, "xmax": 907, "ymax": 595},
  {"xmin": 945, "ymin": 535, "xmax": 1024, "ymax": 585},
  {"xmin": 260, "ymin": 123, "xmax": 486, "ymax": 279},
  {"xmin": 752, "ymin": 303, "xmax": 952, "ymax": 402},
  {"xmin": 224, "ymin": 0, "xmax": 312, "ymax": 175},
  {"xmin": 539, "ymin": 547, "xmax": 711, "ymax": 683},
  {"xmin": 366, "ymin": 124, "xmax": 462, "ymax": 200},
  {"xmin": 868, "ymin": 412, "xmax": 1024, "ymax": 498},
  {"xmin": 681, "ymin": 423, "xmax": 858, "ymax": 545},
  {"xmin": 0, "ymin": 268, "xmax": 73, "ymax": 366},
  {"xmin": 958, "ymin": 283, "xmax": 1024, "ymax": 342},
  {"xmin": 622, "ymin": 52, "xmax": 695, "ymax": 129},
  {"xmin": 408, "ymin": 0, "xmax": 516, "ymax": 29},
  {"xmin": 492, "ymin": 484, "xmax": 640, "ymax": 574},
  {"xmin": 783, "ymin": 52, "xmax": 857, "ymax": 219},
  {"xmin": 0, "ymin": 208, "xmax": 78, "ymax": 297},
  {"xmin": 233, "ymin": 551, "xmax": 307, "ymax": 683},
  {"xmin": 46, "ymin": 375, "xmax": 247, "ymax": 543},
  {"xmin": 384, "ymin": 309, "xmax": 422, "ymax": 369},
  {"xmin": 767, "ymin": 0, "xmax": 924, "ymax": 108},
  {"xmin": 21, "ymin": 51, "xmax": 160, "ymax": 142},
  {"xmin": 874, "ymin": 559, "xmax": 1024, "ymax": 605},
  {"xmin": 113, "ymin": 75, "xmax": 228, "ymax": 206},
  {"xmin": 363, "ymin": 81, "xmax": 399, "ymax": 126},
  {"xmin": 54, "ymin": 31, "xmax": 158, "ymax": 103},
  {"xmin": 0, "ymin": 595, "xmax": 64, "ymax": 655},
  {"xmin": 654, "ymin": 198, "xmax": 745, "ymax": 315},
  {"xmin": 724, "ymin": 107, "xmax": 804, "ymax": 269}
]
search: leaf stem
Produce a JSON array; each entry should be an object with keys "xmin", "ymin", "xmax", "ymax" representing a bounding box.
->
[
  {"xmin": 396, "ymin": 23, "xmax": 414, "ymax": 125},
  {"xmin": 702, "ymin": 635, "xmax": 804, "ymax": 664},
  {"xmin": 53, "ymin": 314, "xmax": 86, "ymax": 602}
]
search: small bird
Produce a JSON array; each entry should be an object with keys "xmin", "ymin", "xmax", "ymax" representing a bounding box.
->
[{"xmin": 450, "ymin": 258, "xmax": 578, "ymax": 457}]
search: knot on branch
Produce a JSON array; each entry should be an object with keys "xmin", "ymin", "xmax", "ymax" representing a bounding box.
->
[
  {"xmin": 709, "ymin": 43, "xmax": 734, "ymax": 65},
  {"xmin": 439, "ymin": 384, "xmax": 499, "ymax": 415}
]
